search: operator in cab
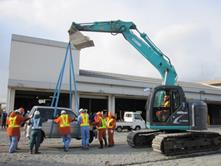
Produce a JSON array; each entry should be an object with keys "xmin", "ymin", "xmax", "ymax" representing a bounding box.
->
[{"xmin": 156, "ymin": 95, "xmax": 170, "ymax": 122}]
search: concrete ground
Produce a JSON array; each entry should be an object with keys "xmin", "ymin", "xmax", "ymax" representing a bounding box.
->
[{"xmin": 0, "ymin": 127, "xmax": 221, "ymax": 166}]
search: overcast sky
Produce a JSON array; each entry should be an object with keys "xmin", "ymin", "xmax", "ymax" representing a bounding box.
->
[{"xmin": 0, "ymin": 0, "xmax": 221, "ymax": 102}]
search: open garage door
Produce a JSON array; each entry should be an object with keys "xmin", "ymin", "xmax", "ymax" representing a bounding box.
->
[
  {"xmin": 115, "ymin": 98, "xmax": 146, "ymax": 121},
  {"xmin": 14, "ymin": 90, "xmax": 69, "ymax": 113},
  {"xmin": 79, "ymin": 97, "xmax": 108, "ymax": 115},
  {"xmin": 207, "ymin": 103, "xmax": 221, "ymax": 125}
]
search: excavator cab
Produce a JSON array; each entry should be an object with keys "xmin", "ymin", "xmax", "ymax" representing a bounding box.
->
[{"xmin": 146, "ymin": 85, "xmax": 190, "ymax": 130}]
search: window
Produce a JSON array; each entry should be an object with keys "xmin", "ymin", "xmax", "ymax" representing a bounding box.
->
[
  {"xmin": 172, "ymin": 90, "xmax": 181, "ymax": 111},
  {"xmin": 125, "ymin": 113, "xmax": 132, "ymax": 118},
  {"xmin": 134, "ymin": 114, "xmax": 142, "ymax": 120},
  {"xmin": 34, "ymin": 107, "xmax": 76, "ymax": 122},
  {"xmin": 153, "ymin": 90, "xmax": 166, "ymax": 107},
  {"xmin": 66, "ymin": 111, "xmax": 76, "ymax": 119},
  {"xmin": 38, "ymin": 108, "xmax": 54, "ymax": 121}
]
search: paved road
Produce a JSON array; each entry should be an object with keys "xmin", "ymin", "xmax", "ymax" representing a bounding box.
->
[{"xmin": 1, "ymin": 127, "xmax": 221, "ymax": 166}]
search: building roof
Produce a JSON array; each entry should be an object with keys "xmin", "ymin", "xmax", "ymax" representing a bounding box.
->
[
  {"xmin": 203, "ymin": 80, "xmax": 221, "ymax": 87},
  {"xmin": 12, "ymin": 34, "xmax": 72, "ymax": 49},
  {"xmin": 79, "ymin": 69, "xmax": 221, "ymax": 94}
]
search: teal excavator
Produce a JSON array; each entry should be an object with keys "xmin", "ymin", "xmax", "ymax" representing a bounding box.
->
[{"xmin": 68, "ymin": 20, "xmax": 221, "ymax": 155}]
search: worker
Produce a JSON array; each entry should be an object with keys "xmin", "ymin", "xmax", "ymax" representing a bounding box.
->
[
  {"xmin": 107, "ymin": 112, "xmax": 116, "ymax": 147},
  {"xmin": 95, "ymin": 111, "xmax": 107, "ymax": 149},
  {"xmin": 6, "ymin": 110, "xmax": 30, "ymax": 153},
  {"xmin": 1, "ymin": 109, "xmax": 7, "ymax": 129},
  {"xmin": 18, "ymin": 107, "xmax": 25, "ymax": 116},
  {"xmin": 54, "ymin": 110, "xmax": 74, "ymax": 152},
  {"xmin": 156, "ymin": 95, "xmax": 170, "ymax": 122},
  {"xmin": 77, "ymin": 108, "xmax": 90, "ymax": 150},
  {"xmin": 29, "ymin": 110, "xmax": 43, "ymax": 154}
]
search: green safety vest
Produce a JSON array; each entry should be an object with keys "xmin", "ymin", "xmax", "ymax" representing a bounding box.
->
[
  {"xmin": 60, "ymin": 114, "xmax": 70, "ymax": 127},
  {"xmin": 8, "ymin": 116, "xmax": 20, "ymax": 128},
  {"xmin": 80, "ymin": 113, "xmax": 89, "ymax": 126},
  {"xmin": 99, "ymin": 117, "xmax": 107, "ymax": 129}
]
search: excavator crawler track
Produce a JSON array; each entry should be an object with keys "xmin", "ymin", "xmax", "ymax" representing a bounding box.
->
[
  {"xmin": 152, "ymin": 131, "xmax": 221, "ymax": 156},
  {"xmin": 127, "ymin": 130, "xmax": 160, "ymax": 148}
]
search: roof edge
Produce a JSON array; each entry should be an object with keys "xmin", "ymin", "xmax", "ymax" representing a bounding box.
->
[{"xmin": 12, "ymin": 34, "xmax": 72, "ymax": 49}]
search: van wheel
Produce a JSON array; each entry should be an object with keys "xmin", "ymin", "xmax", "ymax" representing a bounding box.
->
[
  {"xmin": 116, "ymin": 126, "xmax": 122, "ymax": 132},
  {"xmin": 89, "ymin": 131, "xmax": 94, "ymax": 143},
  {"xmin": 135, "ymin": 126, "xmax": 141, "ymax": 130}
]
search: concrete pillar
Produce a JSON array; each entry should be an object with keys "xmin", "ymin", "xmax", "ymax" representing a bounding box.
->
[
  {"xmin": 72, "ymin": 92, "xmax": 79, "ymax": 115},
  {"xmin": 108, "ymin": 95, "xmax": 115, "ymax": 114},
  {"xmin": 6, "ymin": 88, "xmax": 15, "ymax": 113}
]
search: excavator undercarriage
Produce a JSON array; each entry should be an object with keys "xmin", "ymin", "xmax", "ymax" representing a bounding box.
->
[{"xmin": 127, "ymin": 130, "xmax": 221, "ymax": 156}]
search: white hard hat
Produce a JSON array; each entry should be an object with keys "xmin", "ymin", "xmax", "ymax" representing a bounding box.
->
[
  {"xmin": 34, "ymin": 111, "xmax": 40, "ymax": 116},
  {"xmin": 84, "ymin": 109, "xmax": 88, "ymax": 112},
  {"xmin": 15, "ymin": 109, "xmax": 20, "ymax": 113},
  {"xmin": 79, "ymin": 108, "xmax": 84, "ymax": 113},
  {"xmin": 61, "ymin": 110, "xmax": 66, "ymax": 114}
]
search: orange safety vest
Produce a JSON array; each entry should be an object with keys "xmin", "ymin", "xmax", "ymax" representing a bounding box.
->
[
  {"xmin": 80, "ymin": 113, "xmax": 89, "ymax": 126},
  {"xmin": 107, "ymin": 118, "xmax": 115, "ymax": 129},
  {"xmin": 8, "ymin": 116, "xmax": 20, "ymax": 128},
  {"xmin": 59, "ymin": 114, "xmax": 70, "ymax": 128}
]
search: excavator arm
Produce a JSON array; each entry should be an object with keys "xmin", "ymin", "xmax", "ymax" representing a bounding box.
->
[{"xmin": 69, "ymin": 20, "xmax": 177, "ymax": 85}]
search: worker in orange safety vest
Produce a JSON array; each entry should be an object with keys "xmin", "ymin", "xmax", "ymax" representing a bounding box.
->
[
  {"xmin": 6, "ymin": 110, "xmax": 30, "ymax": 153},
  {"xmin": 107, "ymin": 112, "xmax": 116, "ymax": 147},
  {"xmin": 95, "ymin": 111, "xmax": 107, "ymax": 149},
  {"xmin": 54, "ymin": 110, "xmax": 74, "ymax": 152}
]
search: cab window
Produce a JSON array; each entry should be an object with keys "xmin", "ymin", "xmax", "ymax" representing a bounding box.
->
[
  {"xmin": 171, "ymin": 90, "xmax": 181, "ymax": 111},
  {"xmin": 134, "ymin": 114, "xmax": 142, "ymax": 120},
  {"xmin": 153, "ymin": 90, "xmax": 166, "ymax": 107}
]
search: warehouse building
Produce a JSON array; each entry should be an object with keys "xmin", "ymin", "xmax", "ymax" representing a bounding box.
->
[{"xmin": 7, "ymin": 34, "xmax": 221, "ymax": 124}]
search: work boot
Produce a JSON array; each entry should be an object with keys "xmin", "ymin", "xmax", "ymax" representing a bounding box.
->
[
  {"xmin": 64, "ymin": 146, "xmax": 69, "ymax": 152},
  {"xmin": 35, "ymin": 148, "xmax": 41, "ymax": 154},
  {"xmin": 30, "ymin": 149, "xmax": 33, "ymax": 154},
  {"xmin": 99, "ymin": 141, "xmax": 103, "ymax": 149},
  {"xmin": 64, "ymin": 145, "xmax": 68, "ymax": 152},
  {"xmin": 104, "ymin": 138, "xmax": 107, "ymax": 147}
]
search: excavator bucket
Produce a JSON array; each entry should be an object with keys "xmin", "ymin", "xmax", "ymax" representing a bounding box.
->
[{"xmin": 68, "ymin": 27, "xmax": 94, "ymax": 50}]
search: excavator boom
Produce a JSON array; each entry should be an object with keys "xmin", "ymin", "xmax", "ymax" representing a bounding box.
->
[{"xmin": 69, "ymin": 20, "xmax": 177, "ymax": 85}]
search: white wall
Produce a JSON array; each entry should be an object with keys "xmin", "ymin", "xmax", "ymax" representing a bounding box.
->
[{"xmin": 9, "ymin": 35, "xmax": 80, "ymax": 85}]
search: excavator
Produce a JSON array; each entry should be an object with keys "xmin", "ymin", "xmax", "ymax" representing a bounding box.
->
[{"xmin": 68, "ymin": 20, "xmax": 221, "ymax": 155}]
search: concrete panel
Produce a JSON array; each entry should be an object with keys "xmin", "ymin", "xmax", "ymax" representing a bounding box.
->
[{"xmin": 9, "ymin": 35, "xmax": 79, "ymax": 85}]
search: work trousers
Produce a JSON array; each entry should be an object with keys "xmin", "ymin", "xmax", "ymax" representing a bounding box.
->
[
  {"xmin": 1, "ymin": 119, "xmax": 6, "ymax": 128},
  {"xmin": 16, "ymin": 135, "xmax": 20, "ymax": 149},
  {"xmin": 81, "ymin": 126, "xmax": 90, "ymax": 147},
  {"xmin": 156, "ymin": 110, "xmax": 170, "ymax": 122},
  {"xmin": 108, "ymin": 129, "xmax": 115, "ymax": 146},
  {"xmin": 62, "ymin": 134, "xmax": 71, "ymax": 150},
  {"xmin": 30, "ymin": 129, "xmax": 42, "ymax": 152},
  {"xmin": 9, "ymin": 136, "xmax": 18, "ymax": 153},
  {"xmin": 98, "ymin": 129, "xmax": 106, "ymax": 141}
]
